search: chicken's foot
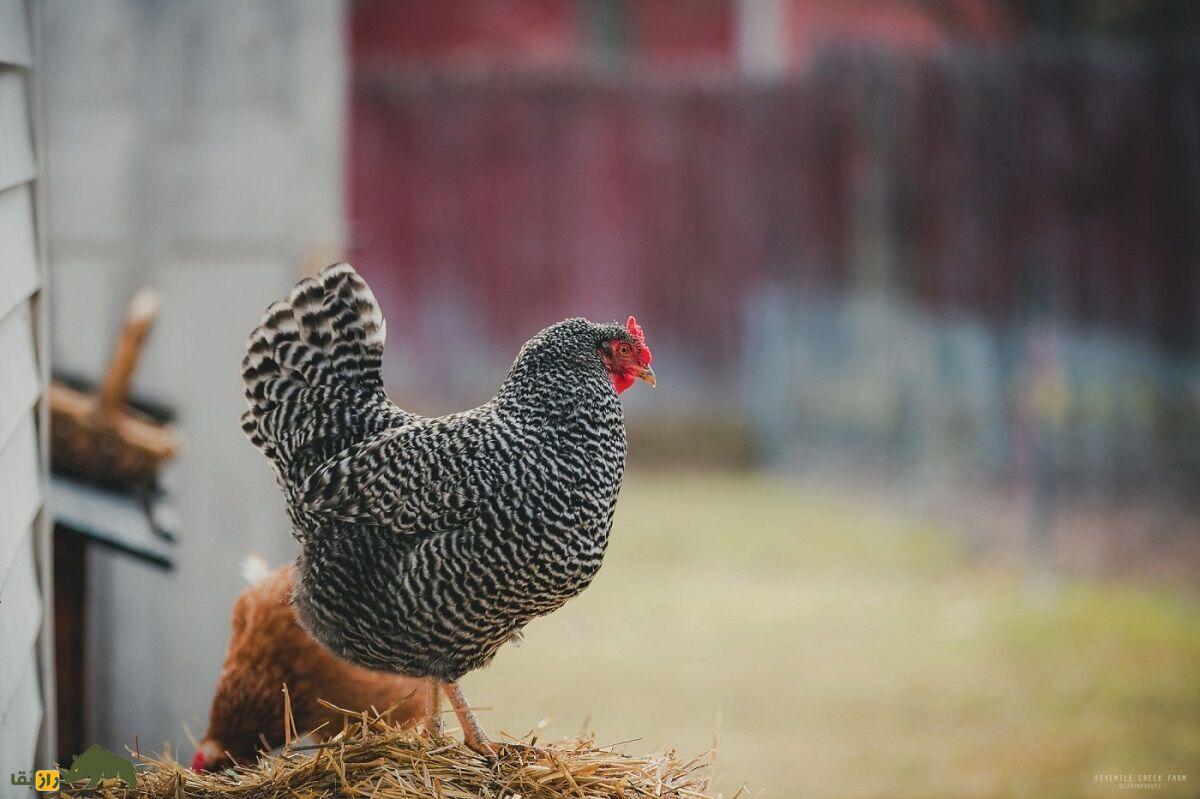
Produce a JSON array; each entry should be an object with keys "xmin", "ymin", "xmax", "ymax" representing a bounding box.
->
[
  {"xmin": 442, "ymin": 681, "xmax": 497, "ymax": 757},
  {"xmin": 424, "ymin": 678, "xmax": 444, "ymax": 736}
]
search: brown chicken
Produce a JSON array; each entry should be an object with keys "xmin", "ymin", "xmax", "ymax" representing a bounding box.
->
[{"xmin": 193, "ymin": 558, "xmax": 432, "ymax": 770}]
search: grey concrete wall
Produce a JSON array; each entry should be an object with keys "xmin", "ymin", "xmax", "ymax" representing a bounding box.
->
[{"xmin": 38, "ymin": 0, "xmax": 345, "ymax": 753}]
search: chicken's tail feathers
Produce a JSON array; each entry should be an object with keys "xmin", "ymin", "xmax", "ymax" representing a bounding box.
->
[
  {"xmin": 242, "ymin": 262, "xmax": 401, "ymax": 477},
  {"xmin": 243, "ymin": 262, "xmax": 385, "ymax": 395},
  {"xmin": 288, "ymin": 261, "xmax": 387, "ymax": 379}
]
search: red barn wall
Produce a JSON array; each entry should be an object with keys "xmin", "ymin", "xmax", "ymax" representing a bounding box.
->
[
  {"xmin": 350, "ymin": 55, "xmax": 1199, "ymax": 385},
  {"xmin": 346, "ymin": 4, "xmax": 1199, "ymax": 490}
]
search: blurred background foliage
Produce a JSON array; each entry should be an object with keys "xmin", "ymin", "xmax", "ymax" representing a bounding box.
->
[{"xmin": 1013, "ymin": 0, "xmax": 1200, "ymax": 43}]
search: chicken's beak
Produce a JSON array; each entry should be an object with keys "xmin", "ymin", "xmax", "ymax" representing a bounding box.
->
[{"xmin": 638, "ymin": 366, "xmax": 656, "ymax": 388}]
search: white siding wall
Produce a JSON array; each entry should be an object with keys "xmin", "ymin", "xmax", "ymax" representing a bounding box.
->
[
  {"xmin": 39, "ymin": 0, "xmax": 344, "ymax": 753},
  {"xmin": 0, "ymin": 0, "xmax": 48, "ymax": 779}
]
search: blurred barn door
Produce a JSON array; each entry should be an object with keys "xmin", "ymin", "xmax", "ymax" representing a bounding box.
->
[
  {"xmin": 0, "ymin": 0, "xmax": 54, "ymax": 777},
  {"xmin": 37, "ymin": 0, "xmax": 345, "ymax": 754}
]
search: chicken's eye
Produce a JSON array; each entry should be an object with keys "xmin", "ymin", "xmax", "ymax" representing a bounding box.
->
[{"xmin": 614, "ymin": 342, "xmax": 633, "ymax": 358}]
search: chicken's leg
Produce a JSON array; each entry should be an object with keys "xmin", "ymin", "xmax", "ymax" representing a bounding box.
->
[
  {"xmin": 424, "ymin": 678, "xmax": 444, "ymax": 736},
  {"xmin": 442, "ymin": 681, "xmax": 496, "ymax": 756}
]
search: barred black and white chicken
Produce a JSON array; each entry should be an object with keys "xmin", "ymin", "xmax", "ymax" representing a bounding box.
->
[{"xmin": 241, "ymin": 262, "xmax": 654, "ymax": 754}]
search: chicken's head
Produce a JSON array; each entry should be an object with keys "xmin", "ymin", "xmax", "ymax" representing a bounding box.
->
[
  {"xmin": 191, "ymin": 739, "xmax": 236, "ymax": 772},
  {"xmin": 599, "ymin": 316, "xmax": 655, "ymax": 394}
]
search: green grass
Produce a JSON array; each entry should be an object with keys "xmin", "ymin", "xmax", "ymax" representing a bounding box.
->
[{"xmin": 461, "ymin": 472, "xmax": 1200, "ymax": 798}]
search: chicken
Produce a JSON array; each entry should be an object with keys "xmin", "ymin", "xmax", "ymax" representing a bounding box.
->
[
  {"xmin": 192, "ymin": 557, "xmax": 431, "ymax": 771},
  {"xmin": 240, "ymin": 262, "xmax": 654, "ymax": 754}
]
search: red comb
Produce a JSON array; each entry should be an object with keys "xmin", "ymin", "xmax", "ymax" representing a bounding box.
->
[
  {"xmin": 626, "ymin": 316, "xmax": 645, "ymax": 344},
  {"xmin": 626, "ymin": 316, "xmax": 652, "ymax": 366}
]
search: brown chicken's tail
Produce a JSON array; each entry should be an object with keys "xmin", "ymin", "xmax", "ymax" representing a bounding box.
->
[{"xmin": 239, "ymin": 553, "xmax": 273, "ymax": 584}]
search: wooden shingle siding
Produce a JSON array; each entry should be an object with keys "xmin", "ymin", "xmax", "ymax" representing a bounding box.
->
[
  {"xmin": 0, "ymin": 68, "xmax": 35, "ymax": 190},
  {"xmin": 0, "ymin": 416, "xmax": 40, "ymax": 595},
  {"xmin": 0, "ymin": 0, "xmax": 31, "ymax": 67},
  {"xmin": 0, "ymin": 186, "xmax": 38, "ymax": 316},
  {"xmin": 0, "ymin": 0, "xmax": 47, "ymax": 780},
  {"xmin": 0, "ymin": 304, "xmax": 40, "ymax": 441},
  {"xmin": 0, "ymin": 653, "xmax": 43, "ymax": 775},
  {"xmin": 0, "ymin": 537, "xmax": 42, "ymax": 710}
]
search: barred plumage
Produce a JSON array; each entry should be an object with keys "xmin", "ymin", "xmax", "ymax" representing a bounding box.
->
[{"xmin": 241, "ymin": 263, "xmax": 650, "ymax": 706}]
